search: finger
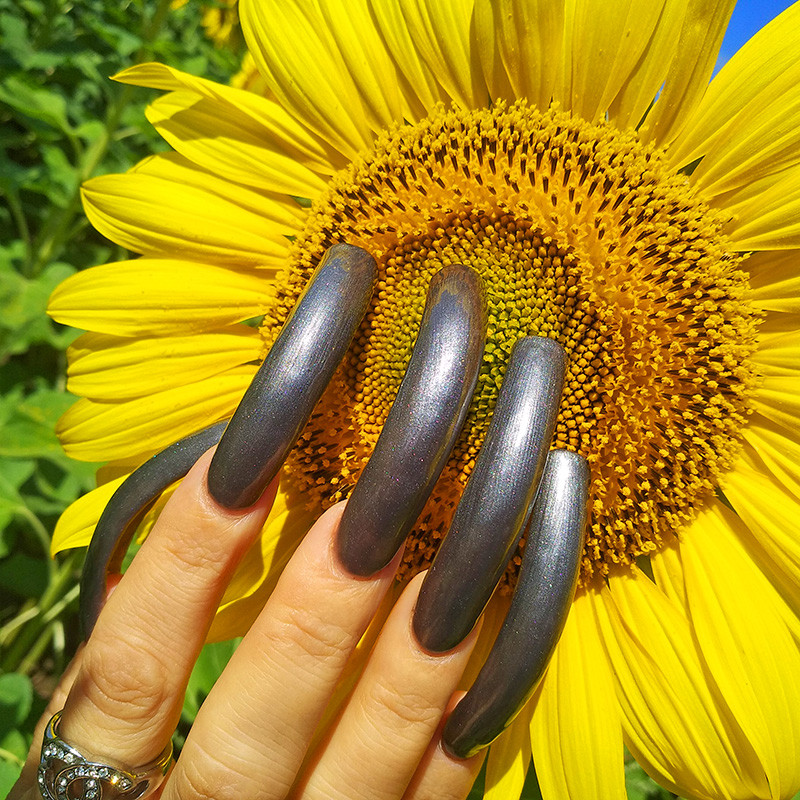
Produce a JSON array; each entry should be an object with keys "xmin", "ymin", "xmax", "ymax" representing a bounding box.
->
[
  {"xmin": 338, "ymin": 264, "xmax": 487, "ymax": 575},
  {"xmin": 162, "ymin": 503, "xmax": 401, "ymax": 800},
  {"xmin": 80, "ymin": 420, "xmax": 227, "ymax": 639},
  {"xmin": 60, "ymin": 450, "xmax": 277, "ymax": 768},
  {"xmin": 296, "ymin": 574, "xmax": 480, "ymax": 800},
  {"xmin": 443, "ymin": 449, "xmax": 589, "ymax": 759},
  {"xmin": 402, "ymin": 693, "xmax": 486, "ymax": 800},
  {"xmin": 208, "ymin": 242, "xmax": 377, "ymax": 508},
  {"xmin": 9, "ymin": 649, "xmax": 85, "ymax": 800},
  {"xmin": 413, "ymin": 336, "xmax": 566, "ymax": 652}
]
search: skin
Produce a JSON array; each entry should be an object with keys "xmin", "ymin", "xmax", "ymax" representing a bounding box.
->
[{"xmin": 10, "ymin": 450, "xmax": 484, "ymax": 800}]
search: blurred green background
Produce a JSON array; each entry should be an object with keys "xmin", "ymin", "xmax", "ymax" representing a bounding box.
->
[{"xmin": 0, "ymin": 0, "xmax": 780, "ymax": 797}]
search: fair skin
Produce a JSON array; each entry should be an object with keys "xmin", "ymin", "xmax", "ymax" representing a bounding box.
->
[{"xmin": 11, "ymin": 450, "xmax": 485, "ymax": 800}]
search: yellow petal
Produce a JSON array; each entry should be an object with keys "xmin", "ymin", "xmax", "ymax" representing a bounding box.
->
[
  {"xmin": 752, "ymin": 328, "xmax": 800, "ymax": 377},
  {"xmin": 639, "ymin": 0, "xmax": 735, "ymax": 148},
  {"xmin": 721, "ymin": 458, "xmax": 800, "ymax": 617},
  {"xmin": 82, "ymin": 153, "xmax": 299, "ymax": 266},
  {"xmin": 752, "ymin": 374, "xmax": 800, "ymax": 431},
  {"xmin": 460, "ymin": 594, "xmax": 510, "ymax": 691},
  {"xmin": 607, "ymin": 0, "xmax": 688, "ymax": 131},
  {"xmin": 239, "ymin": 0, "xmax": 374, "ymax": 160},
  {"xmin": 51, "ymin": 475, "xmax": 127, "ymax": 554},
  {"xmin": 67, "ymin": 329, "xmax": 264, "ymax": 400},
  {"xmin": 209, "ymin": 482, "xmax": 319, "ymax": 640},
  {"xmin": 146, "ymin": 92, "xmax": 327, "ymax": 198},
  {"xmin": 743, "ymin": 413, "xmax": 800, "ymax": 501},
  {"xmin": 649, "ymin": 543, "xmax": 689, "ymax": 612},
  {"xmin": 667, "ymin": 2, "xmax": 800, "ymax": 196},
  {"xmin": 597, "ymin": 566, "xmax": 765, "ymax": 799},
  {"xmin": 530, "ymin": 588, "xmax": 626, "ymax": 800},
  {"xmin": 680, "ymin": 499, "xmax": 800, "ymax": 797},
  {"xmin": 553, "ymin": 0, "xmax": 665, "ymax": 122},
  {"xmin": 746, "ymin": 250, "xmax": 800, "ymax": 314},
  {"xmin": 473, "ymin": 0, "xmax": 563, "ymax": 112},
  {"xmin": 48, "ymin": 259, "xmax": 272, "ymax": 336},
  {"xmin": 316, "ymin": 0, "xmax": 411, "ymax": 127},
  {"xmin": 367, "ymin": 0, "xmax": 449, "ymax": 115},
  {"xmin": 484, "ymin": 702, "xmax": 533, "ymax": 800},
  {"xmin": 723, "ymin": 166, "xmax": 800, "ymax": 250},
  {"xmin": 114, "ymin": 62, "xmax": 340, "ymax": 174},
  {"xmin": 56, "ymin": 367, "xmax": 254, "ymax": 462},
  {"xmin": 395, "ymin": 0, "xmax": 485, "ymax": 109}
]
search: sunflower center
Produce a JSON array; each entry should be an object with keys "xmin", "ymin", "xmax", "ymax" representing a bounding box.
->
[{"xmin": 264, "ymin": 101, "xmax": 758, "ymax": 586}]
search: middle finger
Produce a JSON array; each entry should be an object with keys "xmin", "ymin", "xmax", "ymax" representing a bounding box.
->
[{"xmin": 163, "ymin": 504, "xmax": 401, "ymax": 800}]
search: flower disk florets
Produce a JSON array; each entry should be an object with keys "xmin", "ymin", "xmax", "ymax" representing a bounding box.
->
[{"xmin": 263, "ymin": 101, "xmax": 758, "ymax": 585}]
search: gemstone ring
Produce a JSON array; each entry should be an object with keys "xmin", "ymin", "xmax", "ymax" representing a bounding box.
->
[{"xmin": 38, "ymin": 711, "xmax": 172, "ymax": 800}]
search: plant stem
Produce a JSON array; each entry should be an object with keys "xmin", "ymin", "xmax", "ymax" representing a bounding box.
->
[{"xmin": 0, "ymin": 551, "xmax": 81, "ymax": 674}]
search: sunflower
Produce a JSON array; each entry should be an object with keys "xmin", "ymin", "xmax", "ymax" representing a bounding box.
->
[
  {"xmin": 48, "ymin": 1, "xmax": 800, "ymax": 798},
  {"xmin": 171, "ymin": 0, "xmax": 241, "ymax": 49}
]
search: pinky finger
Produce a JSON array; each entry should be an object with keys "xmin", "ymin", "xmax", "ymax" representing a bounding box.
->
[{"xmin": 403, "ymin": 694, "xmax": 486, "ymax": 800}]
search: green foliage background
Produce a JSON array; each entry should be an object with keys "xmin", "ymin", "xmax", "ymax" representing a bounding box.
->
[{"xmin": 0, "ymin": 1, "xmax": 737, "ymax": 798}]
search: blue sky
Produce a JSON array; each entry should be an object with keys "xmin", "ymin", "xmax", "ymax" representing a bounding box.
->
[{"xmin": 715, "ymin": 0, "xmax": 795, "ymax": 69}]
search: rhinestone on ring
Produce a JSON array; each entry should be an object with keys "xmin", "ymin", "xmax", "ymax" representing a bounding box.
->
[{"xmin": 37, "ymin": 711, "xmax": 172, "ymax": 800}]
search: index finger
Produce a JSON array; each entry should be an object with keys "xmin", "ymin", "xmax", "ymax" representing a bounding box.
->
[{"xmin": 59, "ymin": 450, "xmax": 278, "ymax": 767}]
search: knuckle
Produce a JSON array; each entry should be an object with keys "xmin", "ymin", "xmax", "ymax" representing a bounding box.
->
[
  {"xmin": 367, "ymin": 678, "xmax": 441, "ymax": 731},
  {"xmin": 159, "ymin": 523, "xmax": 226, "ymax": 576},
  {"xmin": 272, "ymin": 603, "xmax": 352, "ymax": 666},
  {"xmin": 171, "ymin": 754, "xmax": 228, "ymax": 800},
  {"xmin": 80, "ymin": 639, "xmax": 172, "ymax": 725}
]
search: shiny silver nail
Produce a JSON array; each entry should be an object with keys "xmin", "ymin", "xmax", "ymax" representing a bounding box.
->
[
  {"xmin": 337, "ymin": 265, "xmax": 487, "ymax": 576},
  {"xmin": 80, "ymin": 420, "xmax": 228, "ymax": 639},
  {"xmin": 442, "ymin": 449, "xmax": 589, "ymax": 759},
  {"xmin": 207, "ymin": 243, "xmax": 377, "ymax": 509},
  {"xmin": 412, "ymin": 336, "xmax": 566, "ymax": 653}
]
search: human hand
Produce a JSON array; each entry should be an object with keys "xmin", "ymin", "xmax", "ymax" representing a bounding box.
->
[
  {"xmin": 15, "ymin": 243, "xmax": 590, "ymax": 800},
  {"xmin": 11, "ymin": 451, "xmax": 486, "ymax": 800}
]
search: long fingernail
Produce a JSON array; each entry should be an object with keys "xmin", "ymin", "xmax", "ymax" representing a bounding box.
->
[
  {"xmin": 442, "ymin": 450, "xmax": 589, "ymax": 759},
  {"xmin": 337, "ymin": 265, "xmax": 487, "ymax": 576},
  {"xmin": 80, "ymin": 421, "xmax": 228, "ymax": 640},
  {"xmin": 412, "ymin": 336, "xmax": 566, "ymax": 653},
  {"xmin": 207, "ymin": 243, "xmax": 377, "ymax": 509}
]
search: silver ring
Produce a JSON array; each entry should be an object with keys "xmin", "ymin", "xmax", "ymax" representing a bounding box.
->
[{"xmin": 37, "ymin": 711, "xmax": 172, "ymax": 800}]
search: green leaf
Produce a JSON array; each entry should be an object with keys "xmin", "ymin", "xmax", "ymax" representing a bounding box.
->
[
  {"xmin": 0, "ymin": 74, "xmax": 72, "ymax": 134},
  {"xmin": 0, "ymin": 551, "xmax": 49, "ymax": 599},
  {"xmin": 0, "ymin": 383, "xmax": 77, "ymax": 459},
  {"xmin": 0, "ymin": 262, "xmax": 76, "ymax": 356},
  {"xmin": 182, "ymin": 639, "xmax": 241, "ymax": 721},
  {"xmin": 0, "ymin": 757, "xmax": 24, "ymax": 799},
  {"xmin": 0, "ymin": 673, "xmax": 33, "ymax": 729},
  {"xmin": 625, "ymin": 760, "xmax": 677, "ymax": 799}
]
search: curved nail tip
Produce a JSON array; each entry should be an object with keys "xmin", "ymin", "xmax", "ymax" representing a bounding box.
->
[
  {"xmin": 412, "ymin": 612, "xmax": 474, "ymax": 654},
  {"xmin": 79, "ymin": 421, "xmax": 227, "ymax": 640},
  {"xmin": 337, "ymin": 265, "xmax": 487, "ymax": 577},
  {"xmin": 207, "ymin": 244, "xmax": 377, "ymax": 510},
  {"xmin": 442, "ymin": 721, "xmax": 490, "ymax": 761},
  {"xmin": 440, "ymin": 449, "xmax": 590, "ymax": 755},
  {"xmin": 412, "ymin": 334, "xmax": 567, "ymax": 652}
]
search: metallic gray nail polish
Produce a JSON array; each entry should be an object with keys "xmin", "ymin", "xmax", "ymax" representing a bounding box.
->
[
  {"xmin": 442, "ymin": 449, "xmax": 590, "ymax": 759},
  {"xmin": 207, "ymin": 243, "xmax": 377, "ymax": 509},
  {"xmin": 412, "ymin": 336, "xmax": 566, "ymax": 653},
  {"xmin": 80, "ymin": 420, "xmax": 228, "ymax": 640},
  {"xmin": 337, "ymin": 265, "xmax": 487, "ymax": 576}
]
